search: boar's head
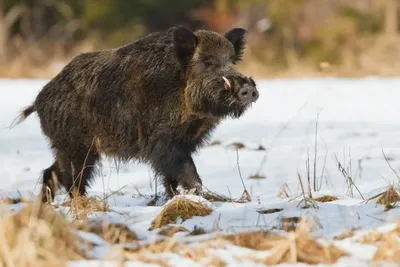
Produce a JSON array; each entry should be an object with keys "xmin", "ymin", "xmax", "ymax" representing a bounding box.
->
[{"xmin": 170, "ymin": 26, "xmax": 259, "ymax": 119}]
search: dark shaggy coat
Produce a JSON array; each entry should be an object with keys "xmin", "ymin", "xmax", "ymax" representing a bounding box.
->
[{"xmin": 14, "ymin": 26, "xmax": 259, "ymax": 202}]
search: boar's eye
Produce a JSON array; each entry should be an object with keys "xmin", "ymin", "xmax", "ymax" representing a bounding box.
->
[
  {"xmin": 204, "ymin": 61, "xmax": 214, "ymax": 68},
  {"xmin": 203, "ymin": 57, "xmax": 218, "ymax": 68}
]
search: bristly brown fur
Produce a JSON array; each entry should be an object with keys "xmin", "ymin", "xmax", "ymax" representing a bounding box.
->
[{"xmin": 15, "ymin": 25, "xmax": 259, "ymax": 202}]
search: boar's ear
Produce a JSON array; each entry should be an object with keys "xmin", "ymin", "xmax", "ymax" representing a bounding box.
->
[
  {"xmin": 170, "ymin": 26, "xmax": 198, "ymax": 67},
  {"xmin": 224, "ymin": 28, "xmax": 247, "ymax": 64}
]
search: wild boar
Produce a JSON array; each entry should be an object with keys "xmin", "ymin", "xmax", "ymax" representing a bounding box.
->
[{"xmin": 14, "ymin": 26, "xmax": 259, "ymax": 203}]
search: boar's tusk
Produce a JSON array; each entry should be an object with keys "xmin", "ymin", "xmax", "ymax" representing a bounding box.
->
[{"xmin": 222, "ymin": 76, "xmax": 231, "ymax": 90}]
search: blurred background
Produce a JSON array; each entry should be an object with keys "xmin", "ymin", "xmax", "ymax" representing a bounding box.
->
[{"xmin": 0, "ymin": 0, "xmax": 399, "ymax": 79}]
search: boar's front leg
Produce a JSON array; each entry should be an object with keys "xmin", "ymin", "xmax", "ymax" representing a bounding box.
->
[{"xmin": 151, "ymin": 145, "xmax": 202, "ymax": 198}]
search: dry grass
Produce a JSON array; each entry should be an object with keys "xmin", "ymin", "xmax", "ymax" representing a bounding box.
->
[
  {"xmin": 227, "ymin": 142, "xmax": 245, "ymax": 150},
  {"xmin": 0, "ymin": 200, "xmax": 352, "ymax": 266},
  {"xmin": 279, "ymin": 217, "xmax": 301, "ymax": 232},
  {"xmin": 249, "ymin": 173, "xmax": 266, "ymax": 180},
  {"xmin": 314, "ymin": 195, "xmax": 339, "ymax": 203},
  {"xmin": 202, "ymin": 189, "xmax": 251, "ymax": 203},
  {"xmin": 356, "ymin": 231, "xmax": 386, "ymax": 244},
  {"xmin": 125, "ymin": 239, "xmax": 227, "ymax": 267},
  {"xmin": 373, "ymin": 232, "xmax": 400, "ymax": 263},
  {"xmin": 202, "ymin": 191, "xmax": 233, "ymax": 202},
  {"xmin": 333, "ymin": 230, "xmax": 356, "ymax": 240},
  {"xmin": 150, "ymin": 196, "xmax": 213, "ymax": 230},
  {"xmin": 83, "ymin": 221, "xmax": 139, "ymax": 244},
  {"xmin": 189, "ymin": 226, "xmax": 208, "ymax": 236},
  {"xmin": 376, "ymin": 186, "xmax": 400, "ymax": 205},
  {"xmin": 157, "ymin": 225, "xmax": 189, "ymax": 237},
  {"xmin": 0, "ymin": 201, "xmax": 89, "ymax": 267},
  {"xmin": 263, "ymin": 229, "xmax": 347, "ymax": 265},
  {"xmin": 223, "ymin": 231, "xmax": 284, "ymax": 250},
  {"xmin": 126, "ymin": 220, "xmax": 348, "ymax": 266},
  {"xmin": 61, "ymin": 193, "xmax": 109, "ymax": 221}
]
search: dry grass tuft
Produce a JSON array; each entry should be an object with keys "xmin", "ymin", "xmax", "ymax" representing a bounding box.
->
[
  {"xmin": 62, "ymin": 193, "xmax": 109, "ymax": 220},
  {"xmin": 209, "ymin": 140, "xmax": 222, "ymax": 146},
  {"xmin": 189, "ymin": 225, "xmax": 208, "ymax": 236},
  {"xmin": 125, "ymin": 239, "xmax": 227, "ymax": 266},
  {"xmin": 123, "ymin": 254, "xmax": 172, "ymax": 267},
  {"xmin": 279, "ymin": 217, "xmax": 301, "ymax": 232},
  {"xmin": 333, "ymin": 230, "xmax": 355, "ymax": 240},
  {"xmin": 0, "ymin": 202, "xmax": 89, "ymax": 267},
  {"xmin": 202, "ymin": 191, "xmax": 233, "ymax": 202},
  {"xmin": 249, "ymin": 173, "xmax": 266, "ymax": 180},
  {"xmin": 372, "ymin": 232, "xmax": 400, "ymax": 263},
  {"xmin": 150, "ymin": 196, "xmax": 212, "ymax": 230},
  {"xmin": 227, "ymin": 142, "xmax": 246, "ymax": 150},
  {"xmin": 376, "ymin": 186, "xmax": 400, "ymax": 205},
  {"xmin": 264, "ymin": 227, "xmax": 348, "ymax": 265},
  {"xmin": 83, "ymin": 221, "xmax": 139, "ymax": 244},
  {"xmin": 202, "ymin": 190, "xmax": 251, "ymax": 203},
  {"xmin": 314, "ymin": 195, "xmax": 339, "ymax": 202},
  {"xmin": 157, "ymin": 225, "xmax": 189, "ymax": 237},
  {"xmin": 356, "ymin": 231, "xmax": 385, "ymax": 244},
  {"xmin": 223, "ymin": 231, "xmax": 284, "ymax": 250},
  {"xmin": 125, "ymin": 219, "xmax": 348, "ymax": 266}
]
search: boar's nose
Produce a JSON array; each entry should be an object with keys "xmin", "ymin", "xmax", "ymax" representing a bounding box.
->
[{"xmin": 238, "ymin": 84, "xmax": 259, "ymax": 103}]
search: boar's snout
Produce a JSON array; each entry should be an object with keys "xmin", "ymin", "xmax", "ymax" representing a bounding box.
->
[{"xmin": 237, "ymin": 83, "xmax": 259, "ymax": 103}]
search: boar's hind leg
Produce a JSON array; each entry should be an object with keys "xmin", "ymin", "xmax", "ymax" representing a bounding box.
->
[
  {"xmin": 56, "ymin": 147, "xmax": 100, "ymax": 199},
  {"xmin": 40, "ymin": 161, "xmax": 62, "ymax": 203}
]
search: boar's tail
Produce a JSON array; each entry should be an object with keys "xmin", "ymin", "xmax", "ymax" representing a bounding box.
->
[{"xmin": 10, "ymin": 105, "xmax": 36, "ymax": 128}]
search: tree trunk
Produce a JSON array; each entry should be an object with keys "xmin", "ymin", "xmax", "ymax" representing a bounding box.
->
[{"xmin": 385, "ymin": 0, "xmax": 398, "ymax": 36}]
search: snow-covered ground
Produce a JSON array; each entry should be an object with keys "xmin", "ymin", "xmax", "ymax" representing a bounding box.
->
[{"xmin": 1, "ymin": 77, "xmax": 400, "ymax": 266}]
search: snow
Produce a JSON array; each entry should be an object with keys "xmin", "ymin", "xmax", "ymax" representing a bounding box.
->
[{"xmin": 1, "ymin": 77, "xmax": 400, "ymax": 266}]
